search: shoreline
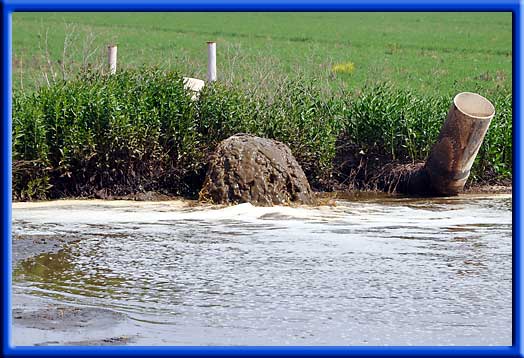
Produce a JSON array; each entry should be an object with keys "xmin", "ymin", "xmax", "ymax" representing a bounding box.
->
[
  {"xmin": 11, "ymin": 187, "xmax": 512, "ymax": 268},
  {"xmin": 12, "ymin": 184, "xmax": 512, "ymax": 204}
]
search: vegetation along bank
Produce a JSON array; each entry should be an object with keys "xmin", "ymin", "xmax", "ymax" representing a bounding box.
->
[{"xmin": 12, "ymin": 68, "xmax": 512, "ymax": 201}]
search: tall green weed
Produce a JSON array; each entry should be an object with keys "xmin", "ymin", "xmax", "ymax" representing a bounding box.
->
[{"xmin": 12, "ymin": 69, "xmax": 512, "ymax": 200}]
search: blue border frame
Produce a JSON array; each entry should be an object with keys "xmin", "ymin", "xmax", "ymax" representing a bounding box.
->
[{"xmin": 1, "ymin": 1, "xmax": 521, "ymax": 357}]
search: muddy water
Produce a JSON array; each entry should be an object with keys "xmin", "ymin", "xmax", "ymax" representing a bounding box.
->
[{"xmin": 12, "ymin": 194, "xmax": 512, "ymax": 346}]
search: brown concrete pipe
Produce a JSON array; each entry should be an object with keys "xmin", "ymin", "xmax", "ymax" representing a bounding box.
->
[{"xmin": 424, "ymin": 92, "xmax": 495, "ymax": 196}]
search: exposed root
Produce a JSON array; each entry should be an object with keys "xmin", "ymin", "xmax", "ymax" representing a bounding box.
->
[{"xmin": 368, "ymin": 162, "xmax": 429, "ymax": 194}]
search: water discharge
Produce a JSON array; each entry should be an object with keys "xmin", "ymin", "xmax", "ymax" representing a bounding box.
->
[{"xmin": 12, "ymin": 194, "xmax": 512, "ymax": 346}]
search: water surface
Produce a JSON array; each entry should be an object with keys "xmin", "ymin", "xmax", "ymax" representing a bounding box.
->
[{"xmin": 12, "ymin": 194, "xmax": 512, "ymax": 346}]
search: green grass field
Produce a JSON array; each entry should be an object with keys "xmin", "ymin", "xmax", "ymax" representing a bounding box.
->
[{"xmin": 13, "ymin": 12, "xmax": 512, "ymax": 96}]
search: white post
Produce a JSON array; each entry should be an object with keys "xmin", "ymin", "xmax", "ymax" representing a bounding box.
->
[
  {"xmin": 207, "ymin": 41, "xmax": 216, "ymax": 82},
  {"xmin": 108, "ymin": 45, "xmax": 117, "ymax": 75}
]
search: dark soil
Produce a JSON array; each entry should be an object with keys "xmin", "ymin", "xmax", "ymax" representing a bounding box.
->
[
  {"xmin": 12, "ymin": 131, "xmax": 511, "ymax": 203},
  {"xmin": 327, "ymin": 132, "xmax": 511, "ymax": 195}
]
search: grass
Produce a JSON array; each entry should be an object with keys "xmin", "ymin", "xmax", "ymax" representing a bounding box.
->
[{"xmin": 13, "ymin": 12, "xmax": 512, "ymax": 96}]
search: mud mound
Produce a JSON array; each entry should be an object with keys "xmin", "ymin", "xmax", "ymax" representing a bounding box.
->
[{"xmin": 199, "ymin": 134, "xmax": 314, "ymax": 206}]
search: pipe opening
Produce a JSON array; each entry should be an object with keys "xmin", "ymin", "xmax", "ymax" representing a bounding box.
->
[{"xmin": 454, "ymin": 92, "xmax": 495, "ymax": 120}]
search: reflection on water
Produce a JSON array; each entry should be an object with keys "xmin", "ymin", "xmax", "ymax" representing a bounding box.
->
[{"xmin": 12, "ymin": 194, "xmax": 512, "ymax": 345}]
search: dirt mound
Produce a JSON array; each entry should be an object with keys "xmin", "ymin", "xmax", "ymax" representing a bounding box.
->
[{"xmin": 199, "ymin": 134, "xmax": 314, "ymax": 206}]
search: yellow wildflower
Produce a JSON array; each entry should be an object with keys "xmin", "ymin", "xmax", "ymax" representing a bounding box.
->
[{"xmin": 332, "ymin": 62, "xmax": 356, "ymax": 74}]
